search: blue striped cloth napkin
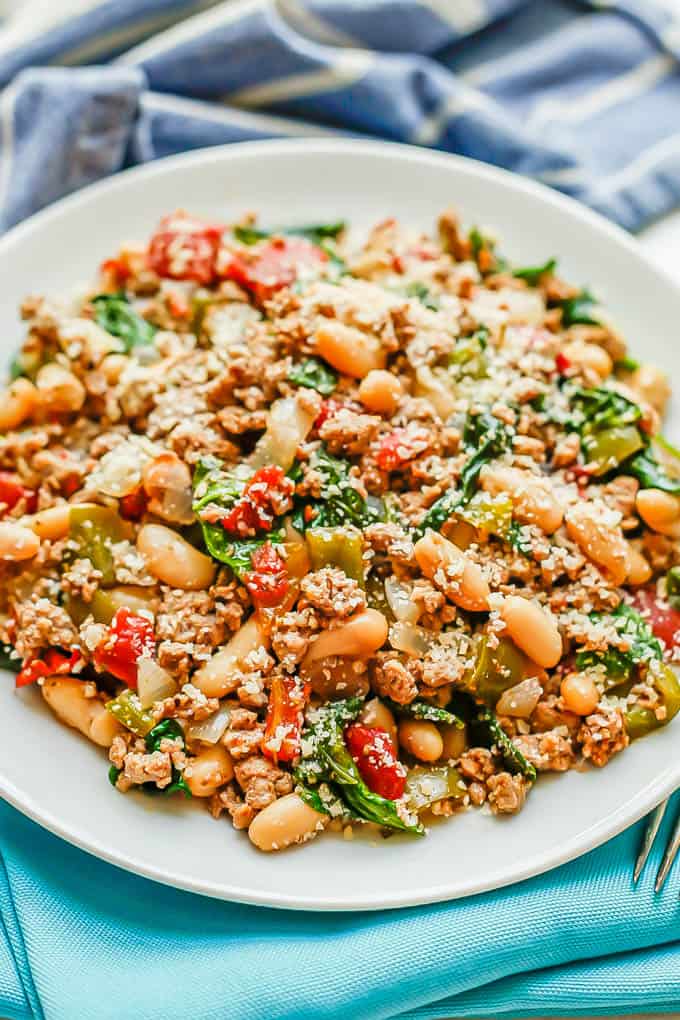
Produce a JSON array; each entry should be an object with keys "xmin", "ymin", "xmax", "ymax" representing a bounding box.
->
[{"xmin": 2, "ymin": 2, "xmax": 680, "ymax": 1018}]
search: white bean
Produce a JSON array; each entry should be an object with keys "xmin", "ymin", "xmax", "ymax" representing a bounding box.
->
[
  {"xmin": 500, "ymin": 595, "xmax": 562, "ymax": 669},
  {"xmin": 248, "ymin": 793, "xmax": 327, "ymax": 852},
  {"xmin": 398, "ymin": 719, "xmax": 443, "ymax": 762},
  {"xmin": 184, "ymin": 745, "xmax": 233, "ymax": 797},
  {"xmin": 42, "ymin": 676, "xmax": 124, "ymax": 747},
  {"xmin": 0, "ymin": 522, "xmax": 40, "ymax": 560}
]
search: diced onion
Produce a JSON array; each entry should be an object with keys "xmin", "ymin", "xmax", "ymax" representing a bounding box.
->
[
  {"xmin": 186, "ymin": 704, "xmax": 232, "ymax": 744},
  {"xmin": 389, "ymin": 621, "xmax": 436, "ymax": 657},
  {"xmin": 137, "ymin": 658, "xmax": 177, "ymax": 709},
  {"xmin": 251, "ymin": 396, "xmax": 317, "ymax": 472},
  {"xmin": 90, "ymin": 437, "xmax": 159, "ymax": 498},
  {"xmin": 495, "ymin": 676, "xmax": 543, "ymax": 718},
  {"xmin": 384, "ymin": 576, "xmax": 420, "ymax": 625},
  {"xmin": 414, "ymin": 366, "xmax": 456, "ymax": 419}
]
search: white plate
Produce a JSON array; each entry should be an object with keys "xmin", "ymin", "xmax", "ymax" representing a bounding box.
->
[{"xmin": 1, "ymin": 139, "xmax": 679, "ymax": 911}]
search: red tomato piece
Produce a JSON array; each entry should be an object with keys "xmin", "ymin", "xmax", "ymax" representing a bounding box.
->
[
  {"xmin": 262, "ymin": 675, "xmax": 310, "ymax": 764},
  {"xmin": 220, "ymin": 465, "xmax": 294, "ymax": 537},
  {"xmin": 0, "ymin": 472, "xmax": 37, "ymax": 515},
  {"xmin": 632, "ymin": 588, "xmax": 680, "ymax": 649},
  {"xmin": 375, "ymin": 427, "xmax": 429, "ymax": 472},
  {"xmin": 314, "ymin": 398, "xmax": 344, "ymax": 431},
  {"xmin": 345, "ymin": 723, "xmax": 407, "ymax": 800},
  {"xmin": 223, "ymin": 237, "xmax": 327, "ymax": 303},
  {"xmin": 15, "ymin": 648, "xmax": 82, "ymax": 688},
  {"xmin": 555, "ymin": 352, "xmax": 571, "ymax": 375},
  {"xmin": 243, "ymin": 542, "xmax": 289, "ymax": 609},
  {"xmin": 119, "ymin": 487, "xmax": 148, "ymax": 521},
  {"xmin": 148, "ymin": 212, "xmax": 224, "ymax": 285},
  {"xmin": 100, "ymin": 257, "xmax": 131, "ymax": 287},
  {"xmin": 93, "ymin": 608, "xmax": 155, "ymax": 688}
]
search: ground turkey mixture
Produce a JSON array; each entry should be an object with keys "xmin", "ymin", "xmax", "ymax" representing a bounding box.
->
[{"xmin": 1, "ymin": 208, "xmax": 680, "ymax": 852}]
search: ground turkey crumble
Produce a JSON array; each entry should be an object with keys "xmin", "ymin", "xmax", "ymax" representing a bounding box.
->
[{"xmin": 1, "ymin": 205, "xmax": 678, "ymax": 854}]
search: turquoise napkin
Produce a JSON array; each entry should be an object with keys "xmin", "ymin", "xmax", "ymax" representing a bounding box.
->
[{"xmin": 1, "ymin": 795, "xmax": 679, "ymax": 1020}]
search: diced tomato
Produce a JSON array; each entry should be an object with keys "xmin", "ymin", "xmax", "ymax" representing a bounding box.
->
[
  {"xmin": 93, "ymin": 608, "xmax": 155, "ymax": 688},
  {"xmin": 555, "ymin": 352, "xmax": 571, "ymax": 375},
  {"xmin": 0, "ymin": 472, "xmax": 37, "ymax": 515},
  {"xmin": 167, "ymin": 290, "xmax": 191, "ymax": 320},
  {"xmin": 148, "ymin": 211, "xmax": 224, "ymax": 285},
  {"xmin": 119, "ymin": 487, "xmax": 148, "ymax": 521},
  {"xmin": 223, "ymin": 237, "xmax": 327, "ymax": 303},
  {"xmin": 243, "ymin": 542, "xmax": 289, "ymax": 609},
  {"xmin": 344, "ymin": 723, "xmax": 407, "ymax": 801},
  {"xmin": 375, "ymin": 426, "xmax": 429, "ymax": 472},
  {"xmin": 16, "ymin": 648, "xmax": 82, "ymax": 688},
  {"xmin": 262, "ymin": 675, "xmax": 310, "ymax": 764},
  {"xmin": 100, "ymin": 257, "xmax": 131, "ymax": 287},
  {"xmin": 632, "ymin": 588, "xmax": 680, "ymax": 649},
  {"xmin": 220, "ymin": 465, "xmax": 294, "ymax": 537}
]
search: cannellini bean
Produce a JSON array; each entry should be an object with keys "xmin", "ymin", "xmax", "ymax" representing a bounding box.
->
[
  {"xmin": 413, "ymin": 530, "xmax": 489, "ymax": 612},
  {"xmin": 137, "ymin": 523, "xmax": 215, "ymax": 589},
  {"xmin": 36, "ymin": 363, "xmax": 86, "ymax": 413},
  {"xmin": 628, "ymin": 364, "xmax": 671, "ymax": 415},
  {"xmin": 398, "ymin": 719, "xmax": 443, "ymax": 763},
  {"xmin": 303, "ymin": 609, "xmax": 388, "ymax": 665},
  {"xmin": 500, "ymin": 595, "xmax": 562, "ymax": 669},
  {"xmin": 184, "ymin": 745, "xmax": 233, "ymax": 797},
  {"xmin": 142, "ymin": 451, "xmax": 194, "ymax": 524},
  {"xmin": 636, "ymin": 489, "xmax": 680, "ymax": 538},
  {"xmin": 23, "ymin": 502, "xmax": 97, "ymax": 541},
  {"xmin": 100, "ymin": 353, "xmax": 129, "ymax": 384},
  {"xmin": 42, "ymin": 676, "xmax": 124, "ymax": 747},
  {"xmin": 564, "ymin": 502, "xmax": 632, "ymax": 586},
  {"xmin": 248, "ymin": 793, "xmax": 327, "ymax": 852},
  {"xmin": 563, "ymin": 339, "xmax": 613, "ymax": 380},
  {"xmin": 314, "ymin": 321, "xmax": 385, "ymax": 379},
  {"xmin": 194, "ymin": 616, "xmax": 269, "ymax": 698},
  {"xmin": 0, "ymin": 378, "xmax": 38, "ymax": 430},
  {"xmin": 0, "ymin": 522, "xmax": 40, "ymax": 560},
  {"xmin": 480, "ymin": 464, "xmax": 563, "ymax": 534},
  {"xmin": 560, "ymin": 672, "xmax": 599, "ymax": 716},
  {"xmin": 359, "ymin": 697, "xmax": 398, "ymax": 746},
  {"xmin": 358, "ymin": 370, "xmax": 402, "ymax": 415},
  {"xmin": 439, "ymin": 721, "xmax": 467, "ymax": 761},
  {"xmin": 626, "ymin": 544, "xmax": 652, "ymax": 586}
]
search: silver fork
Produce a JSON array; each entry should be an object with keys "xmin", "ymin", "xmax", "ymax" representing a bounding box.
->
[{"xmin": 633, "ymin": 797, "xmax": 680, "ymax": 893}]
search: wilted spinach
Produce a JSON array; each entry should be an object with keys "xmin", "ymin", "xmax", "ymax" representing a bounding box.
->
[
  {"xmin": 513, "ymin": 257, "xmax": 556, "ymax": 286},
  {"xmin": 575, "ymin": 604, "xmax": 662, "ymax": 681},
  {"xmin": 287, "ymin": 357, "xmax": 337, "ymax": 396},
  {"xmin": 92, "ymin": 292, "xmax": 156, "ymax": 352}
]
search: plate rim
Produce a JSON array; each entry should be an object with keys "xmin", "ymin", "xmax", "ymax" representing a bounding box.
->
[{"xmin": 1, "ymin": 137, "xmax": 679, "ymax": 911}]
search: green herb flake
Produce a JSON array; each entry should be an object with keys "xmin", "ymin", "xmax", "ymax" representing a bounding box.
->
[
  {"xmin": 560, "ymin": 289, "xmax": 600, "ymax": 328},
  {"xmin": 287, "ymin": 357, "xmax": 338, "ymax": 396},
  {"xmin": 92, "ymin": 292, "xmax": 156, "ymax": 352},
  {"xmin": 513, "ymin": 258, "xmax": 557, "ymax": 286}
]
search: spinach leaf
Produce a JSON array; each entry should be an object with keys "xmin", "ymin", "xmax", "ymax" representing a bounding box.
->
[
  {"xmin": 567, "ymin": 385, "xmax": 641, "ymax": 434},
  {"xmin": 474, "ymin": 708, "xmax": 537, "ymax": 781},
  {"xmin": 384, "ymin": 699, "xmax": 463, "ymax": 728},
  {"xmin": 234, "ymin": 221, "xmax": 346, "ymax": 246},
  {"xmin": 0, "ymin": 644, "xmax": 20, "ymax": 673},
  {"xmin": 108, "ymin": 765, "xmax": 122, "ymax": 787},
  {"xmin": 287, "ymin": 357, "xmax": 337, "ymax": 396},
  {"xmin": 666, "ymin": 567, "xmax": 680, "ymax": 611},
  {"xmin": 507, "ymin": 520, "xmax": 534, "ymax": 557},
  {"xmin": 622, "ymin": 448, "xmax": 680, "ymax": 495},
  {"xmin": 92, "ymin": 292, "xmax": 156, "ymax": 352},
  {"xmin": 404, "ymin": 281, "xmax": 440, "ymax": 311},
  {"xmin": 295, "ymin": 698, "xmax": 423, "ymax": 834},
  {"xmin": 292, "ymin": 447, "xmax": 382, "ymax": 532},
  {"xmin": 615, "ymin": 355, "xmax": 640, "ymax": 373},
  {"xmin": 144, "ymin": 719, "xmax": 192, "ymax": 798},
  {"xmin": 415, "ymin": 412, "xmax": 511, "ymax": 536},
  {"xmin": 560, "ymin": 289, "xmax": 599, "ymax": 327},
  {"xmin": 513, "ymin": 258, "xmax": 556, "ymax": 286},
  {"xmin": 575, "ymin": 604, "xmax": 663, "ymax": 680}
]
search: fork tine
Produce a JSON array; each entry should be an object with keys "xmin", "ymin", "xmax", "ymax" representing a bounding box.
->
[
  {"xmin": 655, "ymin": 808, "xmax": 680, "ymax": 893},
  {"xmin": 634, "ymin": 800, "xmax": 668, "ymax": 883}
]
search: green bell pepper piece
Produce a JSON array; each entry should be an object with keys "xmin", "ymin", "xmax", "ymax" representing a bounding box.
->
[
  {"xmin": 69, "ymin": 505, "xmax": 129, "ymax": 586},
  {"xmin": 582, "ymin": 425, "xmax": 644, "ymax": 476},
  {"xmin": 306, "ymin": 527, "xmax": 364, "ymax": 584},
  {"xmin": 106, "ymin": 690, "xmax": 155, "ymax": 736},
  {"xmin": 404, "ymin": 765, "xmax": 467, "ymax": 813},
  {"xmin": 457, "ymin": 494, "xmax": 513, "ymax": 538},
  {"xmin": 464, "ymin": 635, "xmax": 529, "ymax": 707},
  {"xmin": 624, "ymin": 663, "xmax": 680, "ymax": 739}
]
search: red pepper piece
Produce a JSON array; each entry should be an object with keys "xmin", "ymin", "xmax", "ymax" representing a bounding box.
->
[
  {"xmin": 345, "ymin": 723, "xmax": 407, "ymax": 801},
  {"xmin": 262, "ymin": 675, "xmax": 311, "ymax": 764},
  {"xmin": 243, "ymin": 542, "xmax": 289, "ymax": 610},
  {"xmin": 220, "ymin": 465, "xmax": 293, "ymax": 537},
  {"xmin": 119, "ymin": 486, "xmax": 148, "ymax": 521},
  {"xmin": 0, "ymin": 472, "xmax": 37, "ymax": 515},
  {"xmin": 148, "ymin": 211, "xmax": 224, "ymax": 285},
  {"xmin": 375, "ymin": 427, "xmax": 429, "ymax": 472},
  {"xmin": 555, "ymin": 352, "xmax": 571, "ymax": 375},
  {"xmin": 93, "ymin": 608, "xmax": 155, "ymax": 688},
  {"xmin": 632, "ymin": 588, "xmax": 680, "ymax": 650},
  {"xmin": 16, "ymin": 648, "xmax": 82, "ymax": 688},
  {"xmin": 223, "ymin": 237, "xmax": 327, "ymax": 303}
]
